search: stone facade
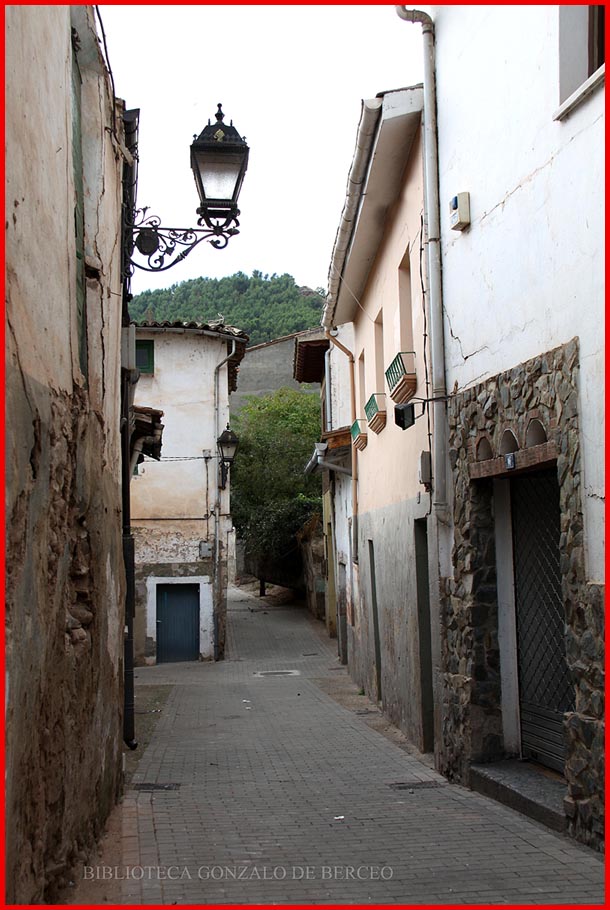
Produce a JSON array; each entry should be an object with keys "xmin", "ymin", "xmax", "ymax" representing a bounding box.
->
[{"xmin": 441, "ymin": 338, "xmax": 604, "ymax": 849}]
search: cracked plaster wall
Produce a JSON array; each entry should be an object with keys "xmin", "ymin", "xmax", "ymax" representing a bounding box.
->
[
  {"xmin": 433, "ymin": 5, "xmax": 605, "ymax": 582},
  {"xmin": 5, "ymin": 7, "xmax": 126, "ymax": 901}
]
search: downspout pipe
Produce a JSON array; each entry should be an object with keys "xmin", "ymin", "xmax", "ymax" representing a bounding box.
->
[
  {"xmin": 324, "ymin": 330, "xmax": 359, "ymax": 562},
  {"xmin": 213, "ymin": 339, "xmax": 237, "ymax": 660},
  {"xmin": 395, "ymin": 7, "xmax": 448, "ymax": 515},
  {"xmin": 305, "ymin": 443, "xmax": 352, "ymax": 476}
]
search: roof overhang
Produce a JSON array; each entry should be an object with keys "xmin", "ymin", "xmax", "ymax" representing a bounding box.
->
[
  {"xmin": 293, "ymin": 329, "xmax": 329, "ymax": 383},
  {"xmin": 323, "ymin": 86, "xmax": 424, "ymax": 329}
]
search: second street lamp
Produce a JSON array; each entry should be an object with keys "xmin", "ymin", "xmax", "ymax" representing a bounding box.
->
[
  {"xmin": 217, "ymin": 425, "xmax": 239, "ymax": 490},
  {"xmin": 129, "ymin": 103, "xmax": 249, "ymax": 273}
]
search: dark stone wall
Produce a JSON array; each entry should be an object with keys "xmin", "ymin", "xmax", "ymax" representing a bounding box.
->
[
  {"xmin": 441, "ymin": 339, "xmax": 604, "ymax": 850},
  {"xmin": 6, "ymin": 374, "xmax": 125, "ymax": 902}
]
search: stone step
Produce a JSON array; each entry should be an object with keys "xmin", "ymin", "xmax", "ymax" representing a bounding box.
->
[{"xmin": 470, "ymin": 759, "xmax": 567, "ymax": 832}]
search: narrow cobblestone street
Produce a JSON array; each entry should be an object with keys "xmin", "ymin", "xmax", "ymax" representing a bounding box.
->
[{"xmin": 75, "ymin": 585, "xmax": 604, "ymax": 905}]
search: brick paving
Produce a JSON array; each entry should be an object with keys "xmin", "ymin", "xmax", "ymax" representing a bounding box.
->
[{"xmin": 89, "ymin": 586, "xmax": 603, "ymax": 905}]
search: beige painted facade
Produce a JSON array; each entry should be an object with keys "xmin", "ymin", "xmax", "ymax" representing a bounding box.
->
[
  {"xmin": 131, "ymin": 324, "xmax": 247, "ymax": 663},
  {"xmin": 5, "ymin": 7, "xmax": 126, "ymax": 901},
  {"xmin": 347, "ymin": 127, "xmax": 434, "ymax": 751},
  {"xmin": 322, "ymin": 89, "xmax": 434, "ymax": 752}
]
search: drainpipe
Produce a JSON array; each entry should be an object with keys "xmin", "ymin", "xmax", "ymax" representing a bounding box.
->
[
  {"xmin": 213, "ymin": 339, "xmax": 237, "ymax": 659},
  {"xmin": 324, "ymin": 347, "xmax": 333, "ymax": 433},
  {"xmin": 305, "ymin": 443, "xmax": 352, "ymax": 476},
  {"xmin": 324, "ymin": 330, "xmax": 359, "ymax": 562},
  {"xmin": 120, "ymin": 368, "xmax": 138, "ymax": 751},
  {"xmin": 395, "ymin": 6, "xmax": 448, "ymax": 518}
]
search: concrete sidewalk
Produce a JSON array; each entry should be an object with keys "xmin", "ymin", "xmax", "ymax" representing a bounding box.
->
[{"xmin": 76, "ymin": 585, "xmax": 604, "ymax": 905}]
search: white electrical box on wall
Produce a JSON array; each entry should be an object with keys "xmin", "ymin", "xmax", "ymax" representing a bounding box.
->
[
  {"xmin": 419, "ymin": 451, "xmax": 432, "ymax": 487},
  {"xmin": 450, "ymin": 192, "xmax": 470, "ymax": 231}
]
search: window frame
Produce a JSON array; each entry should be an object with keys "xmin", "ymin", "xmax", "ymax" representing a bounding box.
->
[{"xmin": 136, "ymin": 339, "xmax": 155, "ymax": 375}]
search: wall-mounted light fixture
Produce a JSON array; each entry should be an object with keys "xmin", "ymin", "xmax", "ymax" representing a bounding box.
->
[
  {"xmin": 217, "ymin": 424, "xmax": 239, "ymax": 489},
  {"xmin": 127, "ymin": 104, "xmax": 249, "ymax": 273}
]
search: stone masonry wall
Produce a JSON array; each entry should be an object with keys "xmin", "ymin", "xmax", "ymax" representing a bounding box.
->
[
  {"xmin": 441, "ymin": 338, "xmax": 604, "ymax": 850},
  {"xmin": 5, "ymin": 377, "xmax": 125, "ymax": 902}
]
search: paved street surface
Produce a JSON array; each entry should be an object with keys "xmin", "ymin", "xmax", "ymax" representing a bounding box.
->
[{"xmin": 79, "ymin": 585, "xmax": 604, "ymax": 905}]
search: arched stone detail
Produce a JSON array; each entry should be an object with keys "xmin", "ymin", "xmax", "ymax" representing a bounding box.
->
[
  {"xmin": 475, "ymin": 435, "xmax": 493, "ymax": 461},
  {"xmin": 499, "ymin": 428, "xmax": 519, "ymax": 455},
  {"xmin": 525, "ymin": 417, "xmax": 547, "ymax": 447}
]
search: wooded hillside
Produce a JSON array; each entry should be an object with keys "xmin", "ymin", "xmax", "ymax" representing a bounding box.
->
[{"xmin": 129, "ymin": 271, "xmax": 325, "ymax": 347}]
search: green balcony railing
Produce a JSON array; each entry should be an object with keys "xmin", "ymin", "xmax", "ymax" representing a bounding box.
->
[
  {"xmin": 351, "ymin": 419, "xmax": 366, "ymax": 441},
  {"xmin": 364, "ymin": 393, "xmax": 385, "ymax": 422},
  {"xmin": 385, "ymin": 351, "xmax": 416, "ymax": 391}
]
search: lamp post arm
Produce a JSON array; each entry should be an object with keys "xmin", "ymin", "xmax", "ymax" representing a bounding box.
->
[{"xmin": 125, "ymin": 207, "xmax": 241, "ymax": 275}]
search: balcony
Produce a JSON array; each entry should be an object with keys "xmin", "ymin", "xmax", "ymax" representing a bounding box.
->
[
  {"xmin": 350, "ymin": 418, "xmax": 368, "ymax": 451},
  {"xmin": 364, "ymin": 393, "xmax": 387, "ymax": 434},
  {"xmin": 385, "ymin": 351, "xmax": 417, "ymax": 404}
]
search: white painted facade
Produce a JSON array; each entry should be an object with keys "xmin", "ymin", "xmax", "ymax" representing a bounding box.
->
[
  {"xmin": 431, "ymin": 4, "xmax": 605, "ymax": 581},
  {"xmin": 131, "ymin": 324, "xmax": 246, "ymax": 662}
]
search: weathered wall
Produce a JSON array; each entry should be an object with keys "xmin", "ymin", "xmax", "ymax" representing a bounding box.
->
[
  {"xmin": 442, "ymin": 340, "xmax": 604, "ymax": 849},
  {"xmin": 5, "ymin": 6, "xmax": 125, "ymax": 901},
  {"xmin": 299, "ymin": 517, "xmax": 326, "ymax": 621},
  {"xmin": 351, "ymin": 498, "xmax": 431, "ymax": 751}
]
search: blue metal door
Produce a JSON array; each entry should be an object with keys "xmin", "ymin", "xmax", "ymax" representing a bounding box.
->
[{"xmin": 156, "ymin": 584, "xmax": 200, "ymax": 663}]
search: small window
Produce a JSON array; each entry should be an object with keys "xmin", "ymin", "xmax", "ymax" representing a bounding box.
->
[
  {"xmin": 136, "ymin": 339, "xmax": 154, "ymax": 374},
  {"xmin": 589, "ymin": 5, "xmax": 605, "ymax": 74},
  {"xmin": 559, "ymin": 6, "xmax": 605, "ymax": 104}
]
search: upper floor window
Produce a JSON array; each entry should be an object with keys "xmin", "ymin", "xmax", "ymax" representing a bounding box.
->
[
  {"xmin": 374, "ymin": 309, "xmax": 385, "ymax": 394},
  {"xmin": 558, "ymin": 6, "xmax": 605, "ymax": 105},
  {"xmin": 136, "ymin": 339, "xmax": 154, "ymax": 374}
]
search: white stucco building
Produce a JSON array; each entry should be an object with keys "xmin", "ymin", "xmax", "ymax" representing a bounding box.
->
[
  {"xmin": 320, "ymin": 6, "xmax": 604, "ymax": 848},
  {"xmin": 131, "ymin": 320, "xmax": 248, "ymax": 663}
]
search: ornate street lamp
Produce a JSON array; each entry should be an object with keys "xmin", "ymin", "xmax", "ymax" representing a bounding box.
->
[
  {"xmin": 217, "ymin": 424, "xmax": 239, "ymax": 489},
  {"xmin": 128, "ymin": 104, "xmax": 249, "ymax": 273}
]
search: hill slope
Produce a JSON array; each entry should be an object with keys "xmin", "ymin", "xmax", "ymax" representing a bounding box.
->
[{"xmin": 129, "ymin": 271, "xmax": 325, "ymax": 347}]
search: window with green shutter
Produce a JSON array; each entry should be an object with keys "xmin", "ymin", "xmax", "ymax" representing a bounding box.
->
[{"xmin": 136, "ymin": 340, "xmax": 155, "ymax": 374}]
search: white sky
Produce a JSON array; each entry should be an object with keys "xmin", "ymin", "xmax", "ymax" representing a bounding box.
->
[{"xmin": 98, "ymin": 4, "xmax": 425, "ymax": 295}]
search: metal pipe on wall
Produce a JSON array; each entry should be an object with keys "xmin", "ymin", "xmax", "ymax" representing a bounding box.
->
[
  {"xmin": 395, "ymin": 5, "xmax": 448, "ymax": 516},
  {"xmin": 212, "ymin": 339, "xmax": 237, "ymax": 660},
  {"xmin": 324, "ymin": 330, "xmax": 359, "ymax": 562}
]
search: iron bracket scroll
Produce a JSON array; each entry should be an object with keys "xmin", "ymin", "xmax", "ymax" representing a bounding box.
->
[{"xmin": 126, "ymin": 206, "xmax": 240, "ymax": 273}]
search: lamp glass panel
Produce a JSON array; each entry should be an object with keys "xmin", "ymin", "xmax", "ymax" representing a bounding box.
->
[{"xmin": 193, "ymin": 150, "xmax": 243, "ymax": 203}]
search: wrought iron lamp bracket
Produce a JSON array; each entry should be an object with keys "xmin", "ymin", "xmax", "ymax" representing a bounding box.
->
[{"xmin": 127, "ymin": 206, "xmax": 240, "ymax": 274}]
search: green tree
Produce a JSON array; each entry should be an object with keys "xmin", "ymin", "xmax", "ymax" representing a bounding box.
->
[
  {"xmin": 231, "ymin": 389, "xmax": 322, "ymax": 565},
  {"xmin": 129, "ymin": 272, "xmax": 325, "ymax": 346}
]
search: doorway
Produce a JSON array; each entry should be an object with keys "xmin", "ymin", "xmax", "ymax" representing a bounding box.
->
[
  {"xmin": 510, "ymin": 469, "xmax": 574, "ymax": 772},
  {"xmin": 156, "ymin": 583, "xmax": 200, "ymax": 663}
]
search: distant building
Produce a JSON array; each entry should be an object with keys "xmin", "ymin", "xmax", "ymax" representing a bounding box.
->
[
  {"xmin": 131, "ymin": 321, "xmax": 248, "ymax": 664},
  {"xmin": 230, "ymin": 329, "xmax": 321, "ymax": 417}
]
